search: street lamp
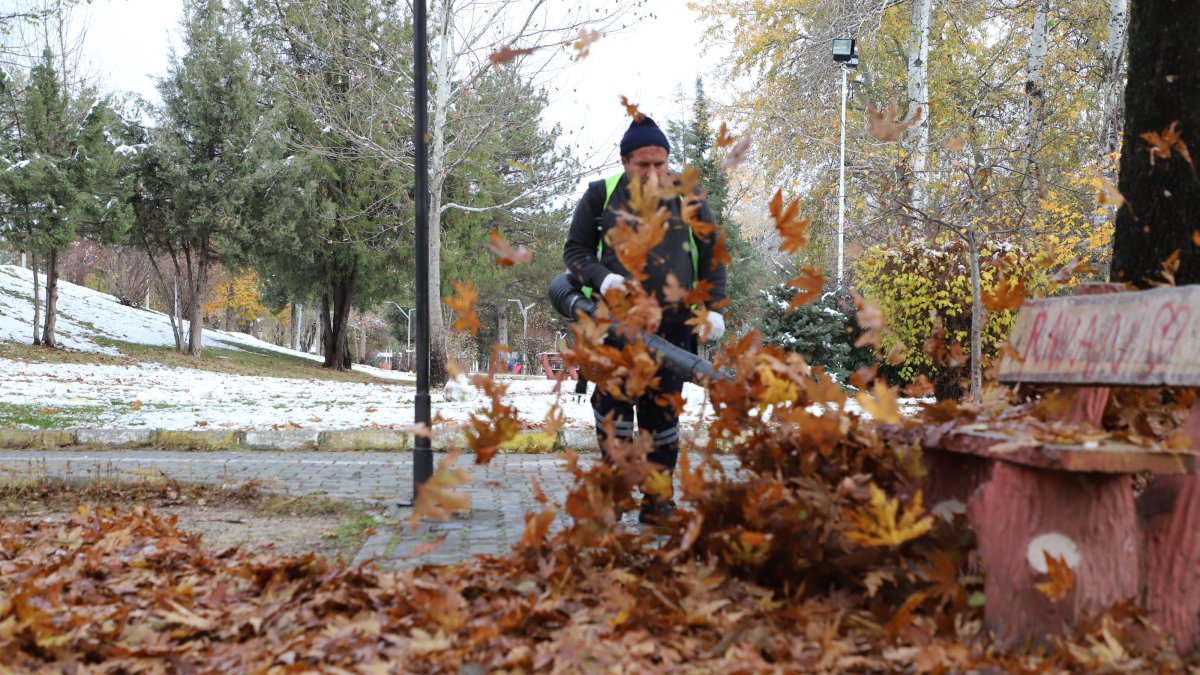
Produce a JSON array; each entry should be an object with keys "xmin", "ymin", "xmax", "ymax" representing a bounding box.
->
[
  {"xmin": 383, "ymin": 301, "xmax": 415, "ymax": 370},
  {"xmin": 508, "ymin": 298, "xmax": 535, "ymax": 372},
  {"xmin": 832, "ymin": 38, "xmax": 858, "ymax": 287}
]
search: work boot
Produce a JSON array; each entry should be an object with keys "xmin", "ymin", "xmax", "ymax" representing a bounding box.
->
[{"xmin": 638, "ymin": 497, "xmax": 677, "ymax": 525}]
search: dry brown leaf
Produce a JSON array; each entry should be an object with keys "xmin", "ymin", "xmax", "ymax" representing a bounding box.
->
[
  {"xmin": 488, "ymin": 45, "xmax": 536, "ymax": 67},
  {"xmin": 866, "ymin": 100, "xmax": 923, "ymax": 142}
]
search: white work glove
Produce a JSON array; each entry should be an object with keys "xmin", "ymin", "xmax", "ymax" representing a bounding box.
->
[
  {"xmin": 704, "ymin": 312, "xmax": 725, "ymax": 341},
  {"xmin": 600, "ymin": 273, "xmax": 628, "ymax": 296}
]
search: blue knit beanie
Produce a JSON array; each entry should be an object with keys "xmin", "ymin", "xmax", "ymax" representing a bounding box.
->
[{"xmin": 619, "ymin": 116, "xmax": 671, "ymax": 157}]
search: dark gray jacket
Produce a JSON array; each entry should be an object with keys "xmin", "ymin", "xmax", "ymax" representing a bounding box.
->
[{"xmin": 562, "ymin": 173, "xmax": 728, "ymax": 324}]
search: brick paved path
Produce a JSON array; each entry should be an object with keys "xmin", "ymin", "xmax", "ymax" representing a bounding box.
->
[{"xmin": 0, "ymin": 450, "xmax": 739, "ymax": 568}]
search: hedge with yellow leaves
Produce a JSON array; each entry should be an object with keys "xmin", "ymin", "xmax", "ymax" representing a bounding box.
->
[{"xmin": 853, "ymin": 237, "xmax": 1049, "ymax": 398}]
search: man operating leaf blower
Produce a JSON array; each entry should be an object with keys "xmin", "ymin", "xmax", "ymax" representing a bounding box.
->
[{"xmin": 557, "ymin": 114, "xmax": 728, "ymax": 524}]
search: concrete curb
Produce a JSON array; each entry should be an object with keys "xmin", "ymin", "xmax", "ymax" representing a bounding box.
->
[{"xmin": 0, "ymin": 426, "xmax": 709, "ymax": 453}]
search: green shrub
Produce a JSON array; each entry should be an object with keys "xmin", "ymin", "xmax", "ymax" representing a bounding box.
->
[{"xmin": 853, "ymin": 237, "xmax": 1048, "ymax": 399}]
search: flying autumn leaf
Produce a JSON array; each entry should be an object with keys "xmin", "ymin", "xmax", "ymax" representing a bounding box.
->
[
  {"xmin": 488, "ymin": 45, "xmax": 536, "ymax": 67},
  {"xmin": 856, "ymin": 380, "xmax": 902, "ymax": 425},
  {"xmin": 1160, "ymin": 249, "xmax": 1181, "ymax": 286},
  {"xmin": 982, "ymin": 272, "xmax": 1028, "ymax": 312},
  {"xmin": 786, "ymin": 269, "xmax": 826, "ymax": 310},
  {"xmin": 721, "ymin": 134, "xmax": 752, "ymax": 169},
  {"xmin": 1034, "ymin": 552, "xmax": 1076, "ymax": 602},
  {"xmin": 769, "ymin": 189, "xmax": 811, "ymax": 253},
  {"xmin": 573, "ymin": 28, "xmax": 602, "ymax": 59},
  {"xmin": 488, "ymin": 229, "xmax": 533, "ymax": 267},
  {"xmin": 716, "ymin": 122, "xmax": 736, "ymax": 148},
  {"xmin": 844, "ymin": 484, "xmax": 933, "ymax": 548},
  {"xmin": 1095, "ymin": 171, "xmax": 1125, "ymax": 208},
  {"xmin": 445, "ymin": 279, "xmax": 481, "ymax": 335},
  {"xmin": 866, "ymin": 100, "xmax": 922, "ymax": 142},
  {"xmin": 410, "ymin": 451, "xmax": 471, "ymax": 530},
  {"xmin": 1140, "ymin": 120, "xmax": 1191, "ymax": 167},
  {"xmin": 465, "ymin": 374, "xmax": 521, "ymax": 464},
  {"xmin": 619, "ymin": 95, "xmax": 643, "ymax": 122},
  {"xmin": 1049, "ymin": 257, "xmax": 1098, "ymax": 286},
  {"xmin": 942, "ymin": 137, "xmax": 966, "ymax": 152}
]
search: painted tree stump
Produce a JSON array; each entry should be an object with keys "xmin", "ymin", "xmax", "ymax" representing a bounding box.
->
[
  {"xmin": 969, "ymin": 462, "xmax": 1139, "ymax": 648},
  {"xmin": 1139, "ymin": 475, "xmax": 1200, "ymax": 653}
]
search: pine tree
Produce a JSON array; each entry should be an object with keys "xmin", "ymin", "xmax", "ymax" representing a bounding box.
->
[
  {"xmin": 143, "ymin": 0, "xmax": 264, "ymax": 357},
  {"xmin": 0, "ymin": 47, "xmax": 131, "ymax": 347},
  {"xmin": 667, "ymin": 75, "xmax": 772, "ymax": 338}
]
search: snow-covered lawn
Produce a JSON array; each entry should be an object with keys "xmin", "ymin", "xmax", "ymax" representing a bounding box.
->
[
  {"xmin": 0, "ymin": 264, "xmax": 920, "ymax": 432},
  {"xmin": 0, "ymin": 264, "xmax": 723, "ymax": 430}
]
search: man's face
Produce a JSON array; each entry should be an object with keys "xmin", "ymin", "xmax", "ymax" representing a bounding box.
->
[{"xmin": 621, "ymin": 145, "xmax": 669, "ymax": 184}]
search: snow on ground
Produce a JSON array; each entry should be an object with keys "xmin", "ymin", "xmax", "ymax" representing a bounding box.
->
[{"xmin": 0, "ymin": 264, "xmax": 916, "ymax": 432}]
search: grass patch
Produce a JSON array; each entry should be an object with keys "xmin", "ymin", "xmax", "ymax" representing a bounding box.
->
[
  {"xmin": 0, "ymin": 402, "xmax": 110, "ymax": 429},
  {"xmin": 0, "ymin": 340, "xmax": 134, "ymax": 366},
  {"xmin": 328, "ymin": 513, "xmax": 381, "ymax": 551}
]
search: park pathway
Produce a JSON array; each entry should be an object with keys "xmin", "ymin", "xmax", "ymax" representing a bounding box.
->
[{"xmin": 0, "ymin": 449, "xmax": 739, "ymax": 568}]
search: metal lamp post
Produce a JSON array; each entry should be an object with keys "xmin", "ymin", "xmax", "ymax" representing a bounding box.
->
[
  {"xmin": 412, "ymin": 0, "xmax": 432, "ymax": 494},
  {"xmin": 832, "ymin": 38, "xmax": 858, "ymax": 287}
]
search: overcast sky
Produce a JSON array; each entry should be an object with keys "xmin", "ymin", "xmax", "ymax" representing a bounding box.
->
[{"xmin": 79, "ymin": 0, "xmax": 730, "ymax": 186}]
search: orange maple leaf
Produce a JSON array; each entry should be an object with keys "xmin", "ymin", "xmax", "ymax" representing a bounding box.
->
[
  {"xmin": 982, "ymin": 272, "xmax": 1028, "ymax": 312},
  {"xmin": 786, "ymin": 269, "xmax": 826, "ymax": 310},
  {"xmin": 856, "ymin": 380, "xmax": 903, "ymax": 425},
  {"xmin": 488, "ymin": 229, "xmax": 533, "ymax": 267},
  {"xmin": 573, "ymin": 28, "xmax": 602, "ymax": 59},
  {"xmin": 619, "ymin": 95, "xmax": 643, "ymax": 122},
  {"xmin": 721, "ymin": 134, "xmax": 752, "ymax": 170},
  {"xmin": 410, "ymin": 451, "xmax": 471, "ymax": 530},
  {"xmin": 769, "ymin": 189, "xmax": 811, "ymax": 253},
  {"xmin": 444, "ymin": 279, "xmax": 481, "ymax": 335},
  {"xmin": 488, "ymin": 45, "xmax": 536, "ymax": 67},
  {"xmin": 1140, "ymin": 121, "xmax": 1189, "ymax": 167},
  {"xmin": 1034, "ymin": 552, "xmax": 1075, "ymax": 602},
  {"xmin": 866, "ymin": 100, "xmax": 922, "ymax": 142},
  {"xmin": 466, "ymin": 374, "xmax": 521, "ymax": 464},
  {"xmin": 716, "ymin": 122, "xmax": 736, "ymax": 148}
]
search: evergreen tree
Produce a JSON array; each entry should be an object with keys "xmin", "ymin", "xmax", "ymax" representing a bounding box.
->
[
  {"xmin": 667, "ymin": 75, "xmax": 773, "ymax": 338},
  {"xmin": 140, "ymin": 0, "xmax": 264, "ymax": 357},
  {"xmin": 759, "ymin": 284, "xmax": 873, "ymax": 382},
  {"xmin": 240, "ymin": 0, "xmax": 411, "ymax": 371},
  {"xmin": 0, "ymin": 47, "xmax": 131, "ymax": 347}
]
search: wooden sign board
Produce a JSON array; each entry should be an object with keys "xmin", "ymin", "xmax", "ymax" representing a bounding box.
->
[{"xmin": 998, "ymin": 285, "xmax": 1200, "ymax": 386}]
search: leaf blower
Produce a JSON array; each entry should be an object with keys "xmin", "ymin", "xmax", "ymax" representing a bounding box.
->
[{"xmin": 548, "ymin": 272, "xmax": 731, "ymax": 384}]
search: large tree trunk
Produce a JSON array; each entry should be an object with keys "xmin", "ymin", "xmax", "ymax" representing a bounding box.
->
[
  {"xmin": 225, "ymin": 282, "xmax": 235, "ymax": 331},
  {"xmin": 322, "ymin": 257, "xmax": 358, "ymax": 371},
  {"xmin": 291, "ymin": 302, "xmax": 301, "ymax": 351},
  {"xmin": 1110, "ymin": 0, "xmax": 1200, "ymax": 287},
  {"xmin": 1097, "ymin": 0, "xmax": 1129, "ymax": 167},
  {"xmin": 186, "ymin": 250, "xmax": 209, "ymax": 357},
  {"xmin": 42, "ymin": 249, "xmax": 59, "ymax": 348},
  {"xmin": 906, "ymin": 0, "xmax": 934, "ymax": 238},
  {"xmin": 30, "ymin": 253, "xmax": 41, "ymax": 347},
  {"xmin": 425, "ymin": 0, "xmax": 454, "ymax": 388},
  {"xmin": 966, "ymin": 229, "xmax": 982, "ymax": 402},
  {"xmin": 1019, "ymin": 0, "xmax": 1051, "ymax": 210}
]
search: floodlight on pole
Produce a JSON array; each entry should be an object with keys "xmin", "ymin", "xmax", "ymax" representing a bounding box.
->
[
  {"xmin": 832, "ymin": 37, "xmax": 858, "ymax": 286},
  {"xmin": 508, "ymin": 299, "xmax": 535, "ymax": 368}
]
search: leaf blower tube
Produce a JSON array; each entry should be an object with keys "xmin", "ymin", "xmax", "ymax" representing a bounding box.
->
[{"xmin": 549, "ymin": 272, "xmax": 731, "ymax": 384}]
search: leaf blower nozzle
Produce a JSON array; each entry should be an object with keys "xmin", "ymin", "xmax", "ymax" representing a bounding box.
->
[{"xmin": 548, "ymin": 272, "xmax": 731, "ymax": 383}]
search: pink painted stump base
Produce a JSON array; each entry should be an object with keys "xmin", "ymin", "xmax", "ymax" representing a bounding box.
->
[
  {"xmin": 1139, "ymin": 475, "xmax": 1200, "ymax": 653},
  {"xmin": 969, "ymin": 462, "xmax": 1139, "ymax": 648}
]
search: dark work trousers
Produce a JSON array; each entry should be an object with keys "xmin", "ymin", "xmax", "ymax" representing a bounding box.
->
[{"xmin": 592, "ymin": 321, "xmax": 693, "ymax": 472}]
